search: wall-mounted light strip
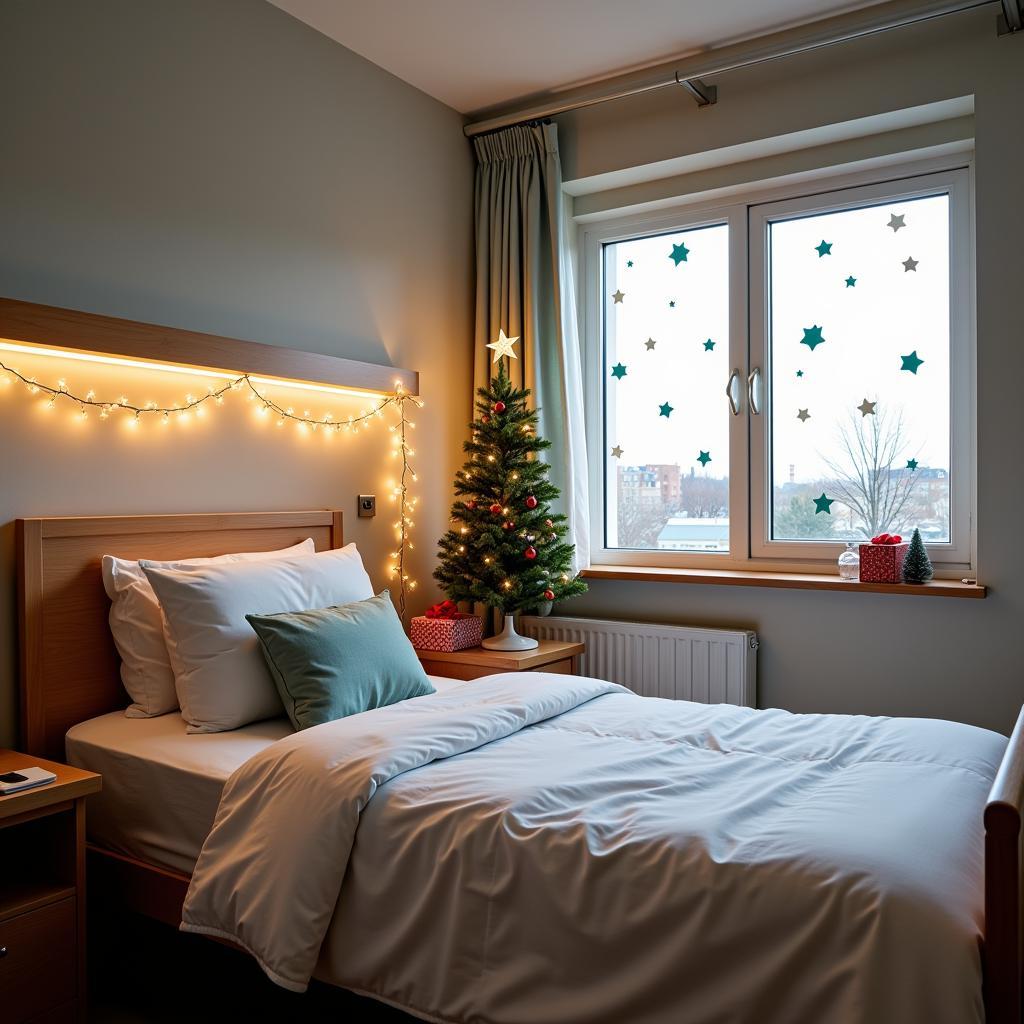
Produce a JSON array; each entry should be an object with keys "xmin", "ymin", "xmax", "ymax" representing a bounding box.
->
[{"xmin": 0, "ymin": 340, "xmax": 388, "ymax": 400}]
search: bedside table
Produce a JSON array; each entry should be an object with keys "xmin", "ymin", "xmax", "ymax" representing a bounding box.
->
[
  {"xmin": 416, "ymin": 638, "xmax": 585, "ymax": 681},
  {"xmin": 0, "ymin": 750, "xmax": 101, "ymax": 1024}
]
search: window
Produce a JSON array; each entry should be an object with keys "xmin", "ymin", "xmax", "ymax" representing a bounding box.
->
[{"xmin": 583, "ymin": 163, "xmax": 973, "ymax": 571}]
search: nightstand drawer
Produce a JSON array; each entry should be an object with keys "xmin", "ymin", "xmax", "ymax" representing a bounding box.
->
[{"xmin": 0, "ymin": 897, "xmax": 76, "ymax": 1022}]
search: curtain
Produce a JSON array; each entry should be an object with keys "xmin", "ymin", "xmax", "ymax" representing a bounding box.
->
[{"xmin": 472, "ymin": 121, "xmax": 590, "ymax": 573}]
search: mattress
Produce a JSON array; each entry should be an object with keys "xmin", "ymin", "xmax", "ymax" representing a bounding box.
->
[{"xmin": 66, "ymin": 675, "xmax": 466, "ymax": 874}]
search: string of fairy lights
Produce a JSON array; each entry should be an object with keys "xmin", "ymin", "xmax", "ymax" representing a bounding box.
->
[{"xmin": 0, "ymin": 353, "xmax": 422, "ymax": 617}]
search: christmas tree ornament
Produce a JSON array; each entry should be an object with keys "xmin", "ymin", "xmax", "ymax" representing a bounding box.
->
[
  {"xmin": 434, "ymin": 362, "xmax": 587, "ymax": 648},
  {"xmin": 902, "ymin": 528, "xmax": 934, "ymax": 584},
  {"xmin": 486, "ymin": 329, "xmax": 520, "ymax": 362},
  {"xmin": 465, "ymin": 500, "xmax": 477, "ymax": 510}
]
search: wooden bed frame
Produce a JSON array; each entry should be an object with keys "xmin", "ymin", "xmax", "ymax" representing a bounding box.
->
[{"xmin": 15, "ymin": 510, "xmax": 1024, "ymax": 1024}]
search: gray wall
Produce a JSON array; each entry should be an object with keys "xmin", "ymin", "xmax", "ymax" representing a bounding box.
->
[
  {"xmin": 557, "ymin": 7, "xmax": 1023, "ymax": 734},
  {"xmin": 0, "ymin": 0, "xmax": 475, "ymax": 748}
]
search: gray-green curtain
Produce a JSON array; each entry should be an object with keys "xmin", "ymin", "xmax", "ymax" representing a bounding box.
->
[{"xmin": 473, "ymin": 122, "xmax": 589, "ymax": 575}]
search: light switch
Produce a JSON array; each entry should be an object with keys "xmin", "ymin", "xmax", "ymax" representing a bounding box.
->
[{"xmin": 358, "ymin": 494, "xmax": 376, "ymax": 518}]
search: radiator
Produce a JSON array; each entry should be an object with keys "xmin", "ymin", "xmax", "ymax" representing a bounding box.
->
[{"xmin": 519, "ymin": 615, "xmax": 757, "ymax": 708}]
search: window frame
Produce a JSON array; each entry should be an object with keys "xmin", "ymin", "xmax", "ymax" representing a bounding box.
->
[{"xmin": 579, "ymin": 155, "xmax": 976, "ymax": 574}]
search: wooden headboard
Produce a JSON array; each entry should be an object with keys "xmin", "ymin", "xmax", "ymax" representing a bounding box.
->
[{"xmin": 16, "ymin": 510, "xmax": 344, "ymax": 759}]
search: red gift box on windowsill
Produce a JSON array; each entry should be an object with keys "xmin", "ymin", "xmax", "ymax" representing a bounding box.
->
[
  {"xmin": 410, "ymin": 603, "xmax": 483, "ymax": 652},
  {"xmin": 858, "ymin": 541, "xmax": 909, "ymax": 583}
]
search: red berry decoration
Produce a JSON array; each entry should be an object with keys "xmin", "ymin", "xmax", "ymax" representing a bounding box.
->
[
  {"xmin": 525, "ymin": 495, "xmax": 538, "ymax": 509},
  {"xmin": 494, "ymin": 401, "xmax": 506, "ymax": 414},
  {"xmin": 502, "ymin": 520, "xmax": 516, "ymax": 531},
  {"xmin": 465, "ymin": 500, "xmax": 477, "ymax": 510},
  {"xmin": 543, "ymin": 589, "xmax": 555, "ymax": 601},
  {"xmin": 489, "ymin": 503, "xmax": 502, "ymax": 515},
  {"xmin": 481, "ymin": 414, "xmax": 490, "ymax": 424},
  {"xmin": 524, "ymin": 546, "xmax": 537, "ymax": 560}
]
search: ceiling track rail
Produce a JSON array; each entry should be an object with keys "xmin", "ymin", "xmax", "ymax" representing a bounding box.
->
[{"xmin": 464, "ymin": 0, "xmax": 1003, "ymax": 137}]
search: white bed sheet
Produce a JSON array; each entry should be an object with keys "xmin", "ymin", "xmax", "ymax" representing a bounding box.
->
[{"xmin": 65, "ymin": 675, "xmax": 466, "ymax": 874}]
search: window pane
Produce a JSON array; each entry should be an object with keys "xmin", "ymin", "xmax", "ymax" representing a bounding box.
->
[
  {"xmin": 768, "ymin": 194, "xmax": 951, "ymax": 544},
  {"xmin": 603, "ymin": 223, "xmax": 730, "ymax": 552}
]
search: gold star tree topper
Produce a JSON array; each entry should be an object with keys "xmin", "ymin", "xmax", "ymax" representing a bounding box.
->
[{"xmin": 486, "ymin": 329, "xmax": 520, "ymax": 363}]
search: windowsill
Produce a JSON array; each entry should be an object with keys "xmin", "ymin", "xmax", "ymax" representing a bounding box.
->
[{"xmin": 582, "ymin": 564, "xmax": 987, "ymax": 598}]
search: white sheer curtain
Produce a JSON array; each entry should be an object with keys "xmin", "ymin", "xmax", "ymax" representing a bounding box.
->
[{"xmin": 473, "ymin": 122, "xmax": 590, "ymax": 572}]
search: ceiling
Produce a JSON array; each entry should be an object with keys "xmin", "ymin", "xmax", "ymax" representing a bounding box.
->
[{"xmin": 267, "ymin": 0, "xmax": 888, "ymax": 115}]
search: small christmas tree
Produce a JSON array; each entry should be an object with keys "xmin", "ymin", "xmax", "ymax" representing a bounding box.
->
[
  {"xmin": 434, "ymin": 361, "xmax": 587, "ymax": 613},
  {"xmin": 902, "ymin": 527, "xmax": 933, "ymax": 584}
]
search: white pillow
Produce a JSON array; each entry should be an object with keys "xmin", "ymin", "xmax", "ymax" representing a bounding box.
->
[
  {"xmin": 102, "ymin": 539, "xmax": 315, "ymax": 718},
  {"xmin": 141, "ymin": 544, "xmax": 374, "ymax": 734}
]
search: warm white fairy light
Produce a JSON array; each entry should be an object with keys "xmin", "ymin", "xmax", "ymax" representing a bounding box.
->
[{"xmin": 0, "ymin": 354, "xmax": 422, "ymax": 617}]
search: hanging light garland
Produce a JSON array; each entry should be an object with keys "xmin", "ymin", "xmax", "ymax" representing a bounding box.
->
[{"xmin": 0, "ymin": 355, "xmax": 422, "ymax": 616}]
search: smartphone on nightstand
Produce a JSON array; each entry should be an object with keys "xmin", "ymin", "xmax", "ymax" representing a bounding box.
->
[{"xmin": 0, "ymin": 767, "xmax": 58, "ymax": 794}]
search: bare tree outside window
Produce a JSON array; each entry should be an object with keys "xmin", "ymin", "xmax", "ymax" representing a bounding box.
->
[{"xmin": 823, "ymin": 406, "xmax": 920, "ymax": 539}]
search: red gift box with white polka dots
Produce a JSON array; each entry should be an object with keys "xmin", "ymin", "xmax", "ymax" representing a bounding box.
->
[
  {"xmin": 858, "ymin": 542, "xmax": 909, "ymax": 583},
  {"xmin": 410, "ymin": 615, "xmax": 483, "ymax": 652}
]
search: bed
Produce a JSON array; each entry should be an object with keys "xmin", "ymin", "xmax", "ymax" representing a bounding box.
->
[{"xmin": 16, "ymin": 511, "xmax": 1024, "ymax": 1024}]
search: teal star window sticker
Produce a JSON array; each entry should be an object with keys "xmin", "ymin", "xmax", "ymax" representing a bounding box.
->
[
  {"xmin": 796, "ymin": 408, "xmax": 810, "ymax": 422},
  {"xmin": 697, "ymin": 450, "xmax": 711, "ymax": 467},
  {"xmin": 626, "ymin": 260, "xmax": 634, "ymax": 267},
  {"xmin": 906, "ymin": 458, "xmax": 918, "ymax": 471},
  {"xmin": 902, "ymin": 257, "xmax": 918, "ymax": 273},
  {"xmin": 703, "ymin": 339, "xmax": 715, "ymax": 351},
  {"xmin": 796, "ymin": 370, "xmax": 804, "ymax": 378},
  {"xmin": 801, "ymin": 325, "xmax": 825, "ymax": 351},
  {"xmin": 611, "ymin": 363, "xmax": 627, "ymax": 380},
  {"xmin": 888, "ymin": 213, "xmax": 906, "ymax": 232},
  {"xmin": 611, "ymin": 445, "xmax": 624, "ymax": 459},
  {"xmin": 845, "ymin": 276, "xmax": 856, "ymax": 287},
  {"xmin": 645, "ymin": 338, "xmax": 657, "ymax": 351},
  {"xmin": 815, "ymin": 240, "xmax": 832, "ymax": 257},
  {"xmin": 668, "ymin": 300, "xmax": 676, "ymax": 308},
  {"xmin": 901, "ymin": 350, "xmax": 924, "ymax": 374},
  {"xmin": 812, "ymin": 493, "xmax": 835, "ymax": 515},
  {"xmin": 670, "ymin": 242, "xmax": 690, "ymax": 265},
  {"xmin": 612, "ymin": 289, "xmax": 625, "ymax": 303},
  {"xmin": 857, "ymin": 398, "xmax": 876, "ymax": 417},
  {"xmin": 659, "ymin": 402, "xmax": 674, "ymax": 418}
]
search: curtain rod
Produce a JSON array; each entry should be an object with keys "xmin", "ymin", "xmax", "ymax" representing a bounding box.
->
[{"xmin": 463, "ymin": 0, "xmax": 997, "ymax": 138}]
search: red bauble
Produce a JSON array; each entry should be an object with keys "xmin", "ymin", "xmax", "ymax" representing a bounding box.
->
[
  {"xmin": 489, "ymin": 503, "xmax": 502, "ymax": 515},
  {"xmin": 503, "ymin": 520, "xmax": 516, "ymax": 531},
  {"xmin": 524, "ymin": 546, "xmax": 537, "ymax": 560},
  {"xmin": 481, "ymin": 415, "xmax": 490, "ymax": 424},
  {"xmin": 543, "ymin": 589, "xmax": 555, "ymax": 602},
  {"xmin": 494, "ymin": 401, "xmax": 506, "ymax": 413},
  {"xmin": 465, "ymin": 500, "xmax": 477, "ymax": 510},
  {"xmin": 525, "ymin": 495, "xmax": 538, "ymax": 509}
]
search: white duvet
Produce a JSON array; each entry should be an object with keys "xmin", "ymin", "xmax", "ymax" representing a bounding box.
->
[{"xmin": 181, "ymin": 673, "xmax": 1006, "ymax": 1024}]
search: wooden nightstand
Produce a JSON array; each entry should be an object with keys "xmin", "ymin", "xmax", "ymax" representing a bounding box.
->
[
  {"xmin": 0, "ymin": 750, "xmax": 101, "ymax": 1024},
  {"xmin": 416, "ymin": 638, "xmax": 585, "ymax": 681}
]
